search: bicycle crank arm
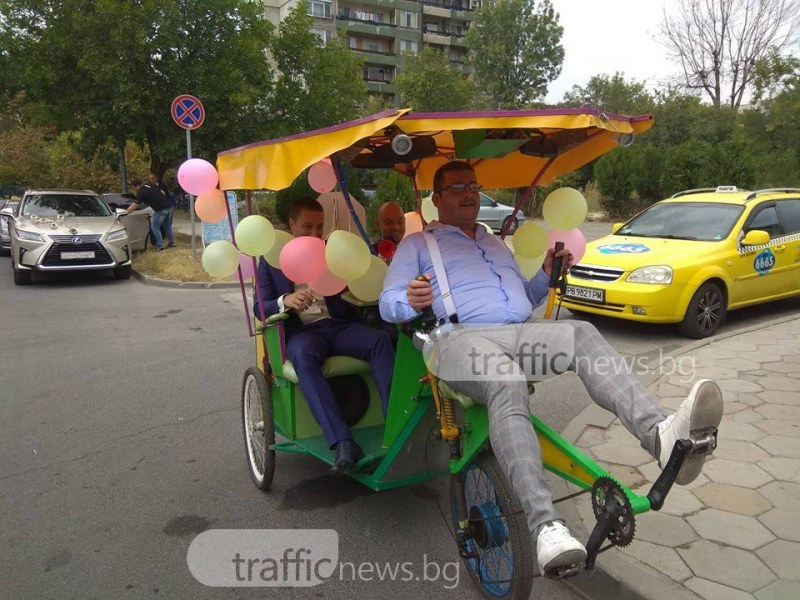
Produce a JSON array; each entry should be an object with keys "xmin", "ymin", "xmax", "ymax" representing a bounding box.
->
[{"xmin": 646, "ymin": 433, "xmax": 716, "ymax": 511}]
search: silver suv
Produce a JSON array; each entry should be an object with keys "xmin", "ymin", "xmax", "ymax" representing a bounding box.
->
[{"xmin": 5, "ymin": 189, "xmax": 133, "ymax": 285}]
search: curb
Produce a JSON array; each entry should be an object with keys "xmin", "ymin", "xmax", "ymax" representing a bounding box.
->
[
  {"xmin": 560, "ymin": 313, "xmax": 800, "ymax": 600},
  {"xmin": 131, "ymin": 269, "xmax": 242, "ymax": 289}
]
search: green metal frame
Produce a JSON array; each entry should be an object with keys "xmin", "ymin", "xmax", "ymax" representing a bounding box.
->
[{"xmin": 256, "ymin": 314, "xmax": 652, "ymax": 512}]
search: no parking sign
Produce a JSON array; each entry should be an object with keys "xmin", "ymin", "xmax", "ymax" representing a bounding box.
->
[{"xmin": 171, "ymin": 94, "xmax": 205, "ymax": 130}]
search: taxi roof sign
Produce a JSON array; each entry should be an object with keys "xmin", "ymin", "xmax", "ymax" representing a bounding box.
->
[{"xmin": 715, "ymin": 185, "xmax": 738, "ymax": 193}]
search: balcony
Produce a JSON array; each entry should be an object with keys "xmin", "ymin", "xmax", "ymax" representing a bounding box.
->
[
  {"xmin": 422, "ymin": 28, "xmax": 467, "ymax": 46},
  {"xmin": 351, "ymin": 48, "xmax": 399, "ymax": 66},
  {"xmin": 337, "ymin": 13, "xmax": 398, "ymax": 37},
  {"xmin": 420, "ymin": 0, "xmax": 473, "ymax": 20},
  {"xmin": 366, "ymin": 80, "xmax": 397, "ymax": 95}
]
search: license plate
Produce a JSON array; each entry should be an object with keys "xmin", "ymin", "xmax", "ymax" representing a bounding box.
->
[
  {"xmin": 564, "ymin": 284, "xmax": 605, "ymax": 304},
  {"xmin": 61, "ymin": 251, "xmax": 95, "ymax": 260}
]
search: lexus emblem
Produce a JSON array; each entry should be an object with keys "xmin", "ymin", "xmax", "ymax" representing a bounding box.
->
[{"xmin": 72, "ymin": 237, "xmax": 83, "ymax": 245}]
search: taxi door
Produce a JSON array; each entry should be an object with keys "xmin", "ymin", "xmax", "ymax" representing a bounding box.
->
[
  {"xmin": 775, "ymin": 198, "xmax": 800, "ymax": 294},
  {"xmin": 729, "ymin": 203, "xmax": 791, "ymax": 305}
]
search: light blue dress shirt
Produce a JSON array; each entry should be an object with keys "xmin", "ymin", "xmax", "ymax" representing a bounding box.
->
[{"xmin": 379, "ymin": 222, "xmax": 551, "ymax": 324}]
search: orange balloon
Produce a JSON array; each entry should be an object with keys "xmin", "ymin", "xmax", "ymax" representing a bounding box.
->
[
  {"xmin": 404, "ymin": 211, "xmax": 423, "ymax": 236},
  {"xmin": 195, "ymin": 189, "xmax": 227, "ymax": 223}
]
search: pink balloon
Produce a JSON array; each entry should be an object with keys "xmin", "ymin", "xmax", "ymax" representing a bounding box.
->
[
  {"xmin": 178, "ymin": 158, "xmax": 219, "ymax": 196},
  {"xmin": 195, "ymin": 189, "xmax": 227, "ymax": 223},
  {"xmin": 547, "ymin": 228, "xmax": 587, "ymax": 263},
  {"xmin": 279, "ymin": 236, "xmax": 326, "ymax": 283},
  {"xmin": 308, "ymin": 159, "xmax": 337, "ymax": 193},
  {"xmin": 310, "ymin": 267, "xmax": 347, "ymax": 296},
  {"xmin": 234, "ymin": 253, "xmax": 256, "ymax": 283}
]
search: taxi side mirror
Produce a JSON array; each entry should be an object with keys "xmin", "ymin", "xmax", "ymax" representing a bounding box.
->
[
  {"xmin": 742, "ymin": 230, "xmax": 770, "ymax": 246},
  {"xmin": 611, "ymin": 222, "xmax": 623, "ymax": 233}
]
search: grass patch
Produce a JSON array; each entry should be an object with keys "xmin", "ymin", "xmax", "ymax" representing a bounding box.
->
[{"xmin": 131, "ymin": 233, "xmax": 235, "ymax": 282}]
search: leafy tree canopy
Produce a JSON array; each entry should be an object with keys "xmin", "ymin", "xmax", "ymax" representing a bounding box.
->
[
  {"xmin": 394, "ymin": 46, "xmax": 475, "ymax": 112},
  {"xmin": 465, "ymin": 0, "xmax": 563, "ymax": 108}
]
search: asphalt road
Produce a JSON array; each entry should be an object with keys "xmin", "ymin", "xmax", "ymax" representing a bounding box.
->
[{"xmin": 2, "ymin": 247, "xmax": 798, "ymax": 600}]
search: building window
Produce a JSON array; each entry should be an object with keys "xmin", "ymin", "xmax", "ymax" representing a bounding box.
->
[
  {"xmin": 308, "ymin": 0, "xmax": 332, "ymax": 19},
  {"xmin": 399, "ymin": 11, "xmax": 418, "ymax": 28},
  {"xmin": 400, "ymin": 39, "xmax": 418, "ymax": 54},
  {"xmin": 311, "ymin": 28, "xmax": 333, "ymax": 45},
  {"xmin": 349, "ymin": 36, "xmax": 358, "ymax": 49}
]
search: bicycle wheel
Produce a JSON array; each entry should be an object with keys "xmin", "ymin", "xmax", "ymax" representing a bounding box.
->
[
  {"xmin": 451, "ymin": 452, "xmax": 534, "ymax": 599},
  {"xmin": 241, "ymin": 366, "xmax": 275, "ymax": 490}
]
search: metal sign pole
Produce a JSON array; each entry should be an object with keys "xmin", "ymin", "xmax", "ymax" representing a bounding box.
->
[{"xmin": 186, "ymin": 128, "xmax": 196, "ymax": 260}]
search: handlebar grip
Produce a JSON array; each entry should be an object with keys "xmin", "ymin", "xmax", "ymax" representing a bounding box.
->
[
  {"xmin": 549, "ymin": 241, "xmax": 565, "ymax": 288},
  {"xmin": 416, "ymin": 275, "xmax": 438, "ymax": 329}
]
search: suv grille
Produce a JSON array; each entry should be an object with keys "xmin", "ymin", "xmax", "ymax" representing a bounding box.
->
[
  {"xmin": 42, "ymin": 236, "xmax": 112, "ymax": 266},
  {"xmin": 569, "ymin": 264, "xmax": 624, "ymax": 282}
]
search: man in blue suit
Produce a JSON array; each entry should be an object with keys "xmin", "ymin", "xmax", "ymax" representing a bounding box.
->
[{"xmin": 253, "ymin": 196, "xmax": 395, "ymax": 473}]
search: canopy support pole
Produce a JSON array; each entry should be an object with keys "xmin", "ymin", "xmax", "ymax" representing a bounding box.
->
[
  {"xmin": 331, "ymin": 157, "xmax": 374, "ymax": 252},
  {"xmin": 499, "ymin": 156, "xmax": 557, "ymax": 240}
]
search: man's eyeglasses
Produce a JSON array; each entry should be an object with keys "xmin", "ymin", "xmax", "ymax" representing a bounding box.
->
[{"xmin": 436, "ymin": 182, "xmax": 482, "ymax": 194}]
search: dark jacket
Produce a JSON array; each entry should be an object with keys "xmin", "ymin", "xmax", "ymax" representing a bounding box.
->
[{"xmin": 253, "ymin": 257, "xmax": 357, "ymax": 339}]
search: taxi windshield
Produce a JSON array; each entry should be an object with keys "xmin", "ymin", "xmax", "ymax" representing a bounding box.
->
[{"xmin": 616, "ymin": 202, "xmax": 744, "ymax": 242}]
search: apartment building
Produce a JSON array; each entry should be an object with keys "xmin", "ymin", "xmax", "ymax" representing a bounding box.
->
[{"xmin": 262, "ymin": 0, "xmax": 481, "ymax": 105}]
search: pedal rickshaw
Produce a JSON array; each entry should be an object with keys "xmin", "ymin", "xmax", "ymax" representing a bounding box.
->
[{"xmin": 215, "ymin": 108, "xmax": 714, "ymax": 599}]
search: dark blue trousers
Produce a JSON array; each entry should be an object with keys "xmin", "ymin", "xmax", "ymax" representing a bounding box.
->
[{"xmin": 286, "ymin": 319, "xmax": 395, "ymax": 448}]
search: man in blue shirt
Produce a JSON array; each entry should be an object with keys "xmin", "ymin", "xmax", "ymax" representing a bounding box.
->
[{"xmin": 379, "ymin": 161, "xmax": 723, "ymax": 576}]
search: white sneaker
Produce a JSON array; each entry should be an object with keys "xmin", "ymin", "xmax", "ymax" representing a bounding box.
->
[
  {"xmin": 657, "ymin": 379, "xmax": 723, "ymax": 485},
  {"xmin": 536, "ymin": 521, "xmax": 586, "ymax": 575}
]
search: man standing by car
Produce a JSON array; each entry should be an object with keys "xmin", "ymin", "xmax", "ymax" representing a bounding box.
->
[{"xmin": 127, "ymin": 175, "xmax": 175, "ymax": 251}]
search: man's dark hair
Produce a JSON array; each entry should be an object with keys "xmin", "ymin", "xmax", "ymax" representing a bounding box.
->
[
  {"xmin": 288, "ymin": 196, "xmax": 324, "ymax": 222},
  {"xmin": 131, "ymin": 178, "xmax": 143, "ymax": 187},
  {"xmin": 433, "ymin": 161, "xmax": 475, "ymax": 193}
]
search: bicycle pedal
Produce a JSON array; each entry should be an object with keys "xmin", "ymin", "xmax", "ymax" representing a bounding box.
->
[
  {"xmin": 545, "ymin": 563, "xmax": 583, "ymax": 580},
  {"xmin": 687, "ymin": 431, "xmax": 717, "ymax": 455}
]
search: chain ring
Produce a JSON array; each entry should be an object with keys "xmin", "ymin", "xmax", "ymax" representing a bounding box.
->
[{"xmin": 591, "ymin": 476, "xmax": 635, "ymax": 547}]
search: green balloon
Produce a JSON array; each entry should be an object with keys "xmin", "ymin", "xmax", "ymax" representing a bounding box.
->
[
  {"xmin": 543, "ymin": 187, "xmax": 587, "ymax": 230},
  {"xmin": 202, "ymin": 240, "xmax": 240, "ymax": 278},
  {"xmin": 347, "ymin": 255, "xmax": 388, "ymax": 302},
  {"xmin": 512, "ymin": 222, "xmax": 549, "ymax": 258},
  {"xmin": 235, "ymin": 215, "xmax": 276, "ymax": 257},
  {"xmin": 326, "ymin": 230, "xmax": 371, "ymax": 281},
  {"xmin": 263, "ymin": 230, "xmax": 293, "ymax": 268}
]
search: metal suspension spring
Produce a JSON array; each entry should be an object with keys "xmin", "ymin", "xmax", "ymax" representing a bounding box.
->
[{"xmin": 442, "ymin": 396, "xmax": 457, "ymax": 429}]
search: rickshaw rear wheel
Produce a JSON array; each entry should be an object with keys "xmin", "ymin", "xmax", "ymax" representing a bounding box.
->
[
  {"xmin": 242, "ymin": 366, "xmax": 275, "ymax": 491},
  {"xmin": 451, "ymin": 452, "xmax": 534, "ymax": 599}
]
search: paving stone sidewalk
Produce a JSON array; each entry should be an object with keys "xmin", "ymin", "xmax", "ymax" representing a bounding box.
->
[{"xmin": 576, "ymin": 317, "xmax": 800, "ymax": 600}]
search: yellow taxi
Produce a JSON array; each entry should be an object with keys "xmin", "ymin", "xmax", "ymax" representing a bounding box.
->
[{"xmin": 560, "ymin": 187, "xmax": 800, "ymax": 338}]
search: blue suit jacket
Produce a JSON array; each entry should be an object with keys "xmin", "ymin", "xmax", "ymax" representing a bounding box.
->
[{"xmin": 253, "ymin": 258, "xmax": 357, "ymax": 339}]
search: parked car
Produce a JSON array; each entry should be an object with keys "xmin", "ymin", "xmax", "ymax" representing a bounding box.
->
[
  {"xmin": 102, "ymin": 192, "xmax": 152, "ymax": 251},
  {"xmin": 559, "ymin": 187, "xmax": 800, "ymax": 338},
  {"xmin": 478, "ymin": 192, "xmax": 522, "ymax": 233},
  {"xmin": 0, "ymin": 199, "xmax": 19, "ymax": 254},
  {"xmin": 7, "ymin": 189, "xmax": 133, "ymax": 285}
]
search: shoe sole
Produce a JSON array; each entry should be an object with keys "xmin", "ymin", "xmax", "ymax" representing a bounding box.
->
[
  {"xmin": 539, "ymin": 548, "xmax": 587, "ymax": 576},
  {"xmin": 678, "ymin": 379, "xmax": 724, "ymax": 485}
]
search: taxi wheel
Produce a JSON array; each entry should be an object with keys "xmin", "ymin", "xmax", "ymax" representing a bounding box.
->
[{"xmin": 679, "ymin": 282, "xmax": 726, "ymax": 339}]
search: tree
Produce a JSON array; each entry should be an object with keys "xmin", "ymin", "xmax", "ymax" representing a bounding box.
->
[
  {"xmin": 394, "ymin": 46, "xmax": 475, "ymax": 111},
  {"xmin": 660, "ymin": 0, "xmax": 800, "ymax": 110},
  {"xmin": 1, "ymin": 0, "xmax": 274, "ymax": 182},
  {"xmin": 562, "ymin": 73, "xmax": 655, "ymax": 116},
  {"xmin": 268, "ymin": 1, "xmax": 367, "ymax": 137},
  {"xmin": 465, "ymin": 0, "xmax": 563, "ymax": 108}
]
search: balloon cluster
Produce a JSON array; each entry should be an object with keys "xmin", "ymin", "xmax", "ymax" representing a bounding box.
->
[
  {"xmin": 188, "ymin": 156, "xmax": 388, "ymax": 302},
  {"xmin": 512, "ymin": 187, "xmax": 587, "ymax": 278}
]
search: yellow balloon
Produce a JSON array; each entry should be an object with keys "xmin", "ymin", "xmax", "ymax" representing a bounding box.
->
[
  {"xmin": 263, "ymin": 230, "xmax": 293, "ymax": 268},
  {"xmin": 235, "ymin": 215, "xmax": 276, "ymax": 257},
  {"xmin": 543, "ymin": 187, "xmax": 588, "ymax": 230},
  {"xmin": 325, "ymin": 230, "xmax": 371, "ymax": 280},
  {"xmin": 515, "ymin": 252, "xmax": 546, "ymax": 279},
  {"xmin": 512, "ymin": 222, "xmax": 549, "ymax": 258},
  {"xmin": 202, "ymin": 240, "xmax": 240, "ymax": 278},
  {"xmin": 421, "ymin": 195, "xmax": 438, "ymax": 223},
  {"xmin": 348, "ymin": 255, "xmax": 388, "ymax": 302}
]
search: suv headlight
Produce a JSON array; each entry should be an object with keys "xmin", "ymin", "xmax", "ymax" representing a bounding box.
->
[
  {"xmin": 16, "ymin": 229, "xmax": 45, "ymax": 242},
  {"xmin": 107, "ymin": 228, "xmax": 128, "ymax": 241},
  {"xmin": 0, "ymin": 217, "xmax": 8, "ymax": 235},
  {"xmin": 626, "ymin": 265, "xmax": 673, "ymax": 284}
]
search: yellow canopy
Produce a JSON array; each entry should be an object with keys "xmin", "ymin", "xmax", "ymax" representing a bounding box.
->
[{"xmin": 217, "ymin": 108, "xmax": 653, "ymax": 192}]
